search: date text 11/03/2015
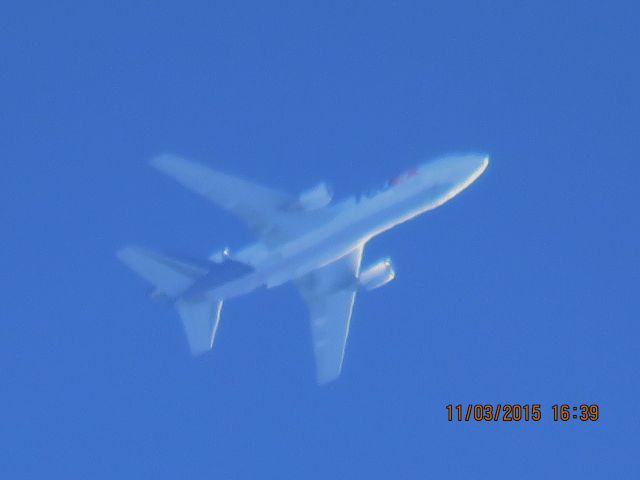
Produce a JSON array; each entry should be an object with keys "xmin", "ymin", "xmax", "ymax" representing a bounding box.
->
[{"xmin": 446, "ymin": 404, "xmax": 599, "ymax": 422}]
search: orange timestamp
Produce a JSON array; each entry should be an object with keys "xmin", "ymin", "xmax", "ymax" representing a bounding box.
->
[{"xmin": 446, "ymin": 404, "xmax": 600, "ymax": 422}]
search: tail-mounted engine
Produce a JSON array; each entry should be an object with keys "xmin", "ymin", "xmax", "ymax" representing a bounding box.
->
[
  {"xmin": 209, "ymin": 246, "xmax": 231, "ymax": 263},
  {"xmin": 359, "ymin": 258, "xmax": 395, "ymax": 291},
  {"xmin": 298, "ymin": 182, "xmax": 333, "ymax": 211}
]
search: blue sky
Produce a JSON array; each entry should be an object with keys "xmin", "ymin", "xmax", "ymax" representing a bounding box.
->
[{"xmin": 2, "ymin": 1, "xmax": 639, "ymax": 478}]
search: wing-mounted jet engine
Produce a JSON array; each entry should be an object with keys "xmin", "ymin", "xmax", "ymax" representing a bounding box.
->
[
  {"xmin": 297, "ymin": 182, "xmax": 333, "ymax": 211},
  {"xmin": 359, "ymin": 258, "xmax": 396, "ymax": 291}
]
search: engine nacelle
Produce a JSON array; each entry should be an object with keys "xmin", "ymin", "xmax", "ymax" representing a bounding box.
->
[
  {"xmin": 359, "ymin": 258, "xmax": 395, "ymax": 291},
  {"xmin": 298, "ymin": 182, "xmax": 332, "ymax": 211}
]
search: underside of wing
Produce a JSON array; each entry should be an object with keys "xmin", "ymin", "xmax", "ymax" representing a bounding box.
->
[
  {"xmin": 150, "ymin": 154, "xmax": 334, "ymax": 245},
  {"xmin": 295, "ymin": 245, "xmax": 365, "ymax": 384}
]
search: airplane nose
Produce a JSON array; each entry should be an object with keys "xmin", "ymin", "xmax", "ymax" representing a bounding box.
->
[
  {"xmin": 424, "ymin": 153, "xmax": 489, "ymax": 185},
  {"xmin": 430, "ymin": 154, "xmax": 488, "ymax": 200},
  {"xmin": 475, "ymin": 154, "xmax": 489, "ymax": 172},
  {"xmin": 454, "ymin": 154, "xmax": 489, "ymax": 188},
  {"xmin": 455, "ymin": 154, "xmax": 489, "ymax": 176}
]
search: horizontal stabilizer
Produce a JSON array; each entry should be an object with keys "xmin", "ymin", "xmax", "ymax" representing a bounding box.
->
[
  {"xmin": 117, "ymin": 246, "xmax": 207, "ymax": 298},
  {"xmin": 175, "ymin": 297, "xmax": 223, "ymax": 355}
]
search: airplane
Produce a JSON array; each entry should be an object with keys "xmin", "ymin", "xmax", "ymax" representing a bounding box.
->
[{"xmin": 117, "ymin": 153, "xmax": 489, "ymax": 384}]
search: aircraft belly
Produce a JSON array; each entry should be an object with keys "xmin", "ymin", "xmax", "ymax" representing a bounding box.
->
[
  {"xmin": 205, "ymin": 182, "xmax": 458, "ymax": 300},
  {"xmin": 265, "ymin": 237, "xmax": 361, "ymax": 288}
]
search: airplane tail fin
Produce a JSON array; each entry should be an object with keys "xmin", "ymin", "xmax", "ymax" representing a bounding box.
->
[{"xmin": 117, "ymin": 246, "xmax": 224, "ymax": 355}]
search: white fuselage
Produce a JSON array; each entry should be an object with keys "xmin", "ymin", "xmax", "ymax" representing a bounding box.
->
[{"xmin": 204, "ymin": 154, "xmax": 489, "ymax": 301}]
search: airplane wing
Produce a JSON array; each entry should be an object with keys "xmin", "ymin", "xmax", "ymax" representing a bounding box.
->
[
  {"xmin": 295, "ymin": 245, "xmax": 365, "ymax": 384},
  {"xmin": 150, "ymin": 154, "xmax": 330, "ymax": 245}
]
